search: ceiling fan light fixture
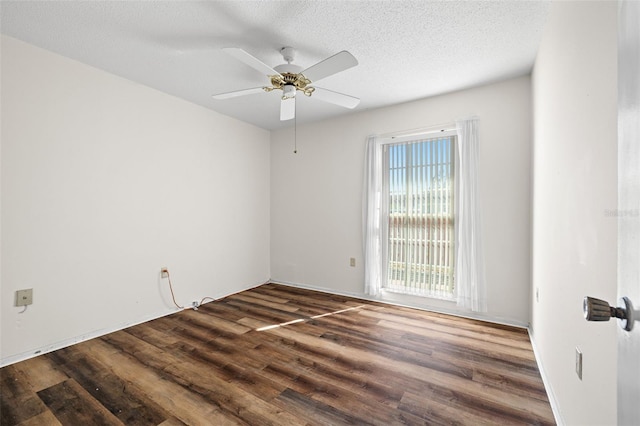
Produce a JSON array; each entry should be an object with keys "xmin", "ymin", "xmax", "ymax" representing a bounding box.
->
[{"xmin": 282, "ymin": 84, "xmax": 296, "ymax": 99}]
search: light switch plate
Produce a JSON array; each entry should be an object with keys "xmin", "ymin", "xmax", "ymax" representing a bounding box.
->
[{"xmin": 15, "ymin": 289, "xmax": 33, "ymax": 306}]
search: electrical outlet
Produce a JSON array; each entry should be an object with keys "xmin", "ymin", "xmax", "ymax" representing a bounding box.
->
[
  {"xmin": 350, "ymin": 257, "xmax": 356, "ymax": 267},
  {"xmin": 161, "ymin": 267, "xmax": 169, "ymax": 278},
  {"xmin": 576, "ymin": 347, "xmax": 583, "ymax": 380},
  {"xmin": 15, "ymin": 289, "xmax": 33, "ymax": 307}
]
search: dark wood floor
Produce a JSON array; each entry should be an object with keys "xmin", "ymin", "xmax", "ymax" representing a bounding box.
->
[{"xmin": 1, "ymin": 283, "xmax": 555, "ymax": 425}]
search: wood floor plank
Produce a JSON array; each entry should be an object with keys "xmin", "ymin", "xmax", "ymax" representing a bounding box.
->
[
  {"xmin": 45, "ymin": 347, "xmax": 173, "ymax": 425},
  {"xmin": 168, "ymin": 340, "xmax": 285, "ymax": 395},
  {"xmin": 122, "ymin": 322, "xmax": 184, "ymax": 350},
  {"xmin": 253, "ymin": 342, "xmax": 404, "ymax": 407},
  {"xmin": 379, "ymin": 302, "xmax": 531, "ymax": 340},
  {"xmin": 250, "ymin": 316, "xmax": 554, "ymax": 424},
  {"xmin": 0, "ymin": 283, "xmax": 555, "ymax": 425},
  {"xmin": 382, "ymin": 319, "xmax": 537, "ymax": 362},
  {"xmin": 254, "ymin": 286, "xmax": 365, "ymax": 314},
  {"xmin": 404, "ymin": 330, "xmax": 541, "ymax": 375},
  {"xmin": 102, "ymin": 326, "xmax": 300, "ymax": 425},
  {"xmin": 223, "ymin": 297, "xmax": 307, "ymax": 325},
  {"xmin": 260, "ymin": 359, "xmax": 429, "ymax": 426},
  {"xmin": 294, "ymin": 321, "xmax": 474, "ymax": 380},
  {"xmin": 399, "ymin": 390, "xmax": 498, "ymax": 426},
  {"xmin": 156, "ymin": 418, "xmax": 186, "ymax": 426},
  {"xmin": 15, "ymin": 409, "xmax": 63, "ymax": 426},
  {"xmin": 360, "ymin": 309, "xmax": 533, "ymax": 350},
  {"xmin": 257, "ymin": 285, "xmax": 367, "ymax": 312},
  {"xmin": 275, "ymin": 387, "xmax": 366, "ymax": 426},
  {"xmin": 236, "ymin": 289, "xmax": 292, "ymax": 304},
  {"xmin": 0, "ymin": 365, "xmax": 49, "ymax": 425},
  {"xmin": 228, "ymin": 293, "xmax": 302, "ymax": 313},
  {"xmin": 197, "ymin": 301, "xmax": 251, "ymax": 322},
  {"xmin": 75, "ymin": 339, "xmax": 232, "ymax": 425},
  {"xmin": 180, "ymin": 308, "xmax": 252, "ymax": 335},
  {"xmin": 322, "ymin": 314, "xmax": 546, "ymax": 400},
  {"xmin": 11, "ymin": 356, "xmax": 68, "ymax": 393},
  {"xmin": 308, "ymin": 315, "xmax": 546, "ymax": 401},
  {"xmin": 37, "ymin": 379, "xmax": 123, "ymax": 425},
  {"xmin": 470, "ymin": 367, "xmax": 550, "ymax": 402}
]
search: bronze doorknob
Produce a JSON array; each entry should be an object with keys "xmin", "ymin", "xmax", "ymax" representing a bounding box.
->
[{"xmin": 583, "ymin": 296, "xmax": 635, "ymax": 331}]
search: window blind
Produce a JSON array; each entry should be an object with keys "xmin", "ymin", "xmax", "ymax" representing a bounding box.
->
[{"xmin": 383, "ymin": 136, "xmax": 456, "ymax": 299}]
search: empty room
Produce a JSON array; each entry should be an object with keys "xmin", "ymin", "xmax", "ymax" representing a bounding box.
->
[{"xmin": 1, "ymin": 1, "xmax": 638, "ymax": 425}]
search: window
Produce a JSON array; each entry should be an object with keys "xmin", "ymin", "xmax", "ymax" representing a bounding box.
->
[
  {"xmin": 364, "ymin": 119, "xmax": 484, "ymax": 309},
  {"xmin": 381, "ymin": 133, "xmax": 456, "ymax": 299}
]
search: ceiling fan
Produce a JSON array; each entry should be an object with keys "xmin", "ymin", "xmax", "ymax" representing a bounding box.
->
[{"xmin": 212, "ymin": 46, "xmax": 359, "ymax": 121}]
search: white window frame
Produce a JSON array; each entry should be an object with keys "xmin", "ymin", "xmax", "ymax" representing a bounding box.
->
[{"xmin": 379, "ymin": 130, "xmax": 458, "ymax": 300}]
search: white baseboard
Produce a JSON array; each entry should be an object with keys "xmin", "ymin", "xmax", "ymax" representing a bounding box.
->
[{"xmin": 528, "ymin": 327, "xmax": 564, "ymax": 426}]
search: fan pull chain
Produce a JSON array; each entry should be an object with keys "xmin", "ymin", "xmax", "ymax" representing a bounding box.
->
[{"xmin": 294, "ymin": 99, "xmax": 298, "ymax": 154}]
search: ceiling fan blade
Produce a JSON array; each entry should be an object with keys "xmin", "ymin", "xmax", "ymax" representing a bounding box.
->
[
  {"xmin": 302, "ymin": 51, "xmax": 358, "ymax": 83},
  {"xmin": 212, "ymin": 87, "xmax": 265, "ymax": 100},
  {"xmin": 311, "ymin": 87, "xmax": 360, "ymax": 109},
  {"xmin": 280, "ymin": 97, "xmax": 296, "ymax": 121},
  {"xmin": 222, "ymin": 47, "xmax": 281, "ymax": 77}
]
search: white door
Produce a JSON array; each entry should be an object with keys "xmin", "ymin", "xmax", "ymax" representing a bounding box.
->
[{"xmin": 617, "ymin": 1, "xmax": 640, "ymax": 424}]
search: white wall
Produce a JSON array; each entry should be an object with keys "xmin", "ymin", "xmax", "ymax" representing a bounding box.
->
[
  {"xmin": 0, "ymin": 36, "xmax": 270, "ymax": 365},
  {"xmin": 271, "ymin": 76, "xmax": 532, "ymax": 325},
  {"xmin": 531, "ymin": 2, "xmax": 618, "ymax": 424}
]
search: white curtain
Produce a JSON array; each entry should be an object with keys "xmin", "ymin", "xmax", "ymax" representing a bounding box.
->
[
  {"xmin": 363, "ymin": 136, "xmax": 383, "ymax": 296},
  {"xmin": 455, "ymin": 118, "xmax": 487, "ymax": 312}
]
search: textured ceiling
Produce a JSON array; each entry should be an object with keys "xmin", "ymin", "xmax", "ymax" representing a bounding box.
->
[{"xmin": 1, "ymin": 1, "xmax": 550, "ymax": 130}]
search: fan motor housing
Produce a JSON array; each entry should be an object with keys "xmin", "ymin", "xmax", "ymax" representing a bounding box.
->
[{"xmin": 267, "ymin": 72, "xmax": 314, "ymax": 97}]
